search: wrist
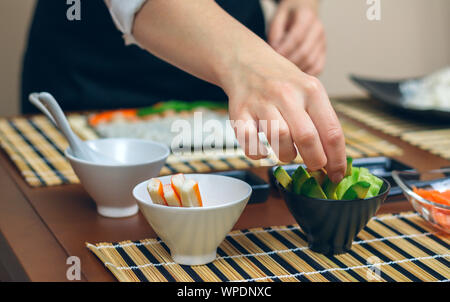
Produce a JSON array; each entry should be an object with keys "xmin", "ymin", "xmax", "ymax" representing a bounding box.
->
[{"xmin": 217, "ymin": 37, "xmax": 284, "ymax": 99}]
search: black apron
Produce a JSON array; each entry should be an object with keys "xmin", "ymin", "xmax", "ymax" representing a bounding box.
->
[{"xmin": 21, "ymin": 0, "xmax": 266, "ymax": 114}]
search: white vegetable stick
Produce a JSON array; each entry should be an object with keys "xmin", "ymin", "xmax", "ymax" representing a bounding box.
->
[
  {"xmin": 171, "ymin": 173, "xmax": 185, "ymax": 205},
  {"xmin": 180, "ymin": 179, "xmax": 203, "ymax": 207},
  {"xmin": 163, "ymin": 184, "xmax": 181, "ymax": 207},
  {"xmin": 147, "ymin": 178, "xmax": 166, "ymax": 205}
]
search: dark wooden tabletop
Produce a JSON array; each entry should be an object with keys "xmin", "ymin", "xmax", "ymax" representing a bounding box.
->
[{"xmin": 0, "ymin": 113, "xmax": 449, "ymax": 282}]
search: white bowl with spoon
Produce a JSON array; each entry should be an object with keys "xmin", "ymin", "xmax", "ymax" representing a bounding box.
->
[
  {"xmin": 29, "ymin": 92, "xmax": 124, "ymax": 165},
  {"xmin": 30, "ymin": 92, "xmax": 170, "ymax": 218},
  {"xmin": 133, "ymin": 174, "xmax": 252, "ymax": 265},
  {"xmin": 66, "ymin": 138, "xmax": 169, "ymax": 217}
]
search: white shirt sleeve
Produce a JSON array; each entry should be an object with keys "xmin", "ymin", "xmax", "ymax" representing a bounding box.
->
[{"xmin": 104, "ymin": 0, "xmax": 148, "ymax": 46}]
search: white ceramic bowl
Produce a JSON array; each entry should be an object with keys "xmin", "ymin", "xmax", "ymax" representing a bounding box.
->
[
  {"xmin": 65, "ymin": 138, "xmax": 170, "ymax": 218},
  {"xmin": 133, "ymin": 174, "xmax": 252, "ymax": 265}
]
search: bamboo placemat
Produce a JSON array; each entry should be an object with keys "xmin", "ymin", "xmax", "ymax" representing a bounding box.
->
[
  {"xmin": 333, "ymin": 99, "xmax": 450, "ymax": 160},
  {"xmin": 86, "ymin": 211, "xmax": 450, "ymax": 282},
  {"xmin": 0, "ymin": 114, "xmax": 401, "ymax": 187}
]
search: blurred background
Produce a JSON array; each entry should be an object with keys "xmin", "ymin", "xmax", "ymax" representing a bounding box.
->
[{"xmin": 1, "ymin": 0, "xmax": 449, "ymax": 116}]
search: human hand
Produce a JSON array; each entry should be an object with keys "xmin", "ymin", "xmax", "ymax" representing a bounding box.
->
[
  {"xmin": 268, "ymin": 0, "xmax": 326, "ymax": 76},
  {"xmin": 225, "ymin": 53, "xmax": 346, "ymax": 182},
  {"xmin": 131, "ymin": 0, "xmax": 343, "ymax": 179}
]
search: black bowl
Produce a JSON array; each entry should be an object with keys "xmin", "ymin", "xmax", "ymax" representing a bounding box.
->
[{"xmin": 277, "ymin": 177, "xmax": 391, "ymax": 255}]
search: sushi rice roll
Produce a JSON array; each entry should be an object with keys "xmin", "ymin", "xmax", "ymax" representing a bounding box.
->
[{"xmin": 147, "ymin": 178, "xmax": 167, "ymax": 206}]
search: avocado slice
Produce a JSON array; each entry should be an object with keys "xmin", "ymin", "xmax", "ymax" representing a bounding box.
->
[
  {"xmin": 300, "ymin": 177, "xmax": 327, "ymax": 199},
  {"xmin": 351, "ymin": 167, "xmax": 361, "ymax": 182},
  {"xmin": 310, "ymin": 169, "xmax": 326, "ymax": 186},
  {"xmin": 274, "ymin": 166, "xmax": 292, "ymax": 190},
  {"xmin": 358, "ymin": 167, "xmax": 370, "ymax": 177},
  {"xmin": 369, "ymin": 175, "xmax": 383, "ymax": 197},
  {"xmin": 291, "ymin": 166, "xmax": 310, "ymax": 194},
  {"xmin": 322, "ymin": 176, "xmax": 338, "ymax": 199},
  {"xmin": 335, "ymin": 176, "xmax": 353, "ymax": 199},
  {"xmin": 336, "ymin": 167, "xmax": 361, "ymax": 199},
  {"xmin": 358, "ymin": 168, "xmax": 383, "ymax": 198},
  {"xmin": 319, "ymin": 157, "xmax": 354, "ymax": 200},
  {"xmin": 341, "ymin": 181, "xmax": 371, "ymax": 200},
  {"xmin": 345, "ymin": 157, "xmax": 353, "ymax": 177}
]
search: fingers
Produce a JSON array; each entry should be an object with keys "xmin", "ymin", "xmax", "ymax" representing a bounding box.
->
[
  {"xmin": 275, "ymin": 10, "xmax": 313, "ymax": 57},
  {"xmin": 268, "ymin": 5, "xmax": 289, "ymax": 48},
  {"xmin": 255, "ymin": 105, "xmax": 297, "ymax": 163},
  {"xmin": 272, "ymin": 8, "xmax": 326, "ymax": 76},
  {"xmin": 303, "ymin": 78, "xmax": 347, "ymax": 182},
  {"xmin": 276, "ymin": 89, "xmax": 327, "ymax": 170},
  {"xmin": 304, "ymin": 48, "xmax": 326, "ymax": 76},
  {"xmin": 229, "ymin": 79, "xmax": 343, "ymax": 175},
  {"xmin": 231, "ymin": 111, "xmax": 267, "ymax": 160},
  {"xmin": 288, "ymin": 20, "xmax": 325, "ymax": 70},
  {"xmin": 296, "ymin": 38, "xmax": 326, "ymax": 75}
]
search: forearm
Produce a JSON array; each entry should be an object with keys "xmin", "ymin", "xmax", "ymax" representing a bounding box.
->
[{"xmin": 132, "ymin": 0, "xmax": 278, "ymax": 95}]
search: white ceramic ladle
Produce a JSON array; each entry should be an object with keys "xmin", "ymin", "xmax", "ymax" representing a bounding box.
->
[{"xmin": 29, "ymin": 92, "xmax": 122, "ymax": 165}]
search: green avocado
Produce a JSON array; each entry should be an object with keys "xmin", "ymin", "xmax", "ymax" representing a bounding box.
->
[
  {"xmin": 358, "ymin": 168, "xmax": 383, "ymax": 198},
  {"xmin": 336, "ymin": 167, "xmax": 360, "ymax": 199},
  {"xmin": 369, "ymin": 175, "xmax": 383, "ymax": 196},
  {"xmin": 310, "ymin": 170, "xmax": 326, "ymax": 186},
  {"xmin": 352, "ymin": 167, "xmax": 361, "ymax": 182},
  {"xmin": 341, "ymin": 181, "xmax": 371, "ymax": 200},
  {"xmin": 291, "ymin": 166, "xmax": 310, "ymax": 194},
  {"xmin": 276, "ymin": 156, "xmax": 384, "ymax": 200},
  {"xmin": 335, "ymin": 175, "xmax": 353, "ymax": 199},
  {"xmin": 322, "ymin": 176, "xmax": 338, "ymax": 199},
  {"xmin": 274, "ymin": 166, "xmax": 292, "ymax": 190},
  {"xmin": 345, "ymin": 157, "xmax": 353, "ymax": 177},
  {"xmin": 300, "ymin": 177, "xmax": 327, "ymax": 199}
]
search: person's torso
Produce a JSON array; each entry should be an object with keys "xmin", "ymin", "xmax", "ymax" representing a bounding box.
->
[{"xmin": 21, "ymin": 0, "xmax": 266, "ymax": 113}]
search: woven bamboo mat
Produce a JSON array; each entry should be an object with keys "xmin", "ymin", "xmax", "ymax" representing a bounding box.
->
[
  {"xmin": 333, "ymin": 99, "xmax": 450, "ymax": 160},
  {"xmin": 0, "ymin": 114, "xmax": 401, "ymax": 187},
  {"xmin": 86, "ymin": 211, "xmax": 450, "ymax": 282}
]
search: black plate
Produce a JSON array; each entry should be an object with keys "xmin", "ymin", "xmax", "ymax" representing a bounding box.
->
[
  {"xmin": 268, "ymin": 157, "xmax": 414, "ymax": 200},
  {"xmin": 213, "ymin": 170, "xmax": 269, "ymax": 204},
  {"xmin": 350, "ymin": 74, "xmax": 450, "ymax": 122}
]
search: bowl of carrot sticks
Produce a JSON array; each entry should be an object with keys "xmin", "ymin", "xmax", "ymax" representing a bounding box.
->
[
  {"xmin": 133, "ymin": 173, "xmax": 252, "ymax": 265},
  {"xmin": 393, "ymin": 168, "xmax": 450, "ymax": 233}
]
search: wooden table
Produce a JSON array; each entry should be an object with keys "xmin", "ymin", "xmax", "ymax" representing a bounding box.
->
[{"xmin": 0, "ymin": 114, "xmax": 449, "ymax": 282}]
